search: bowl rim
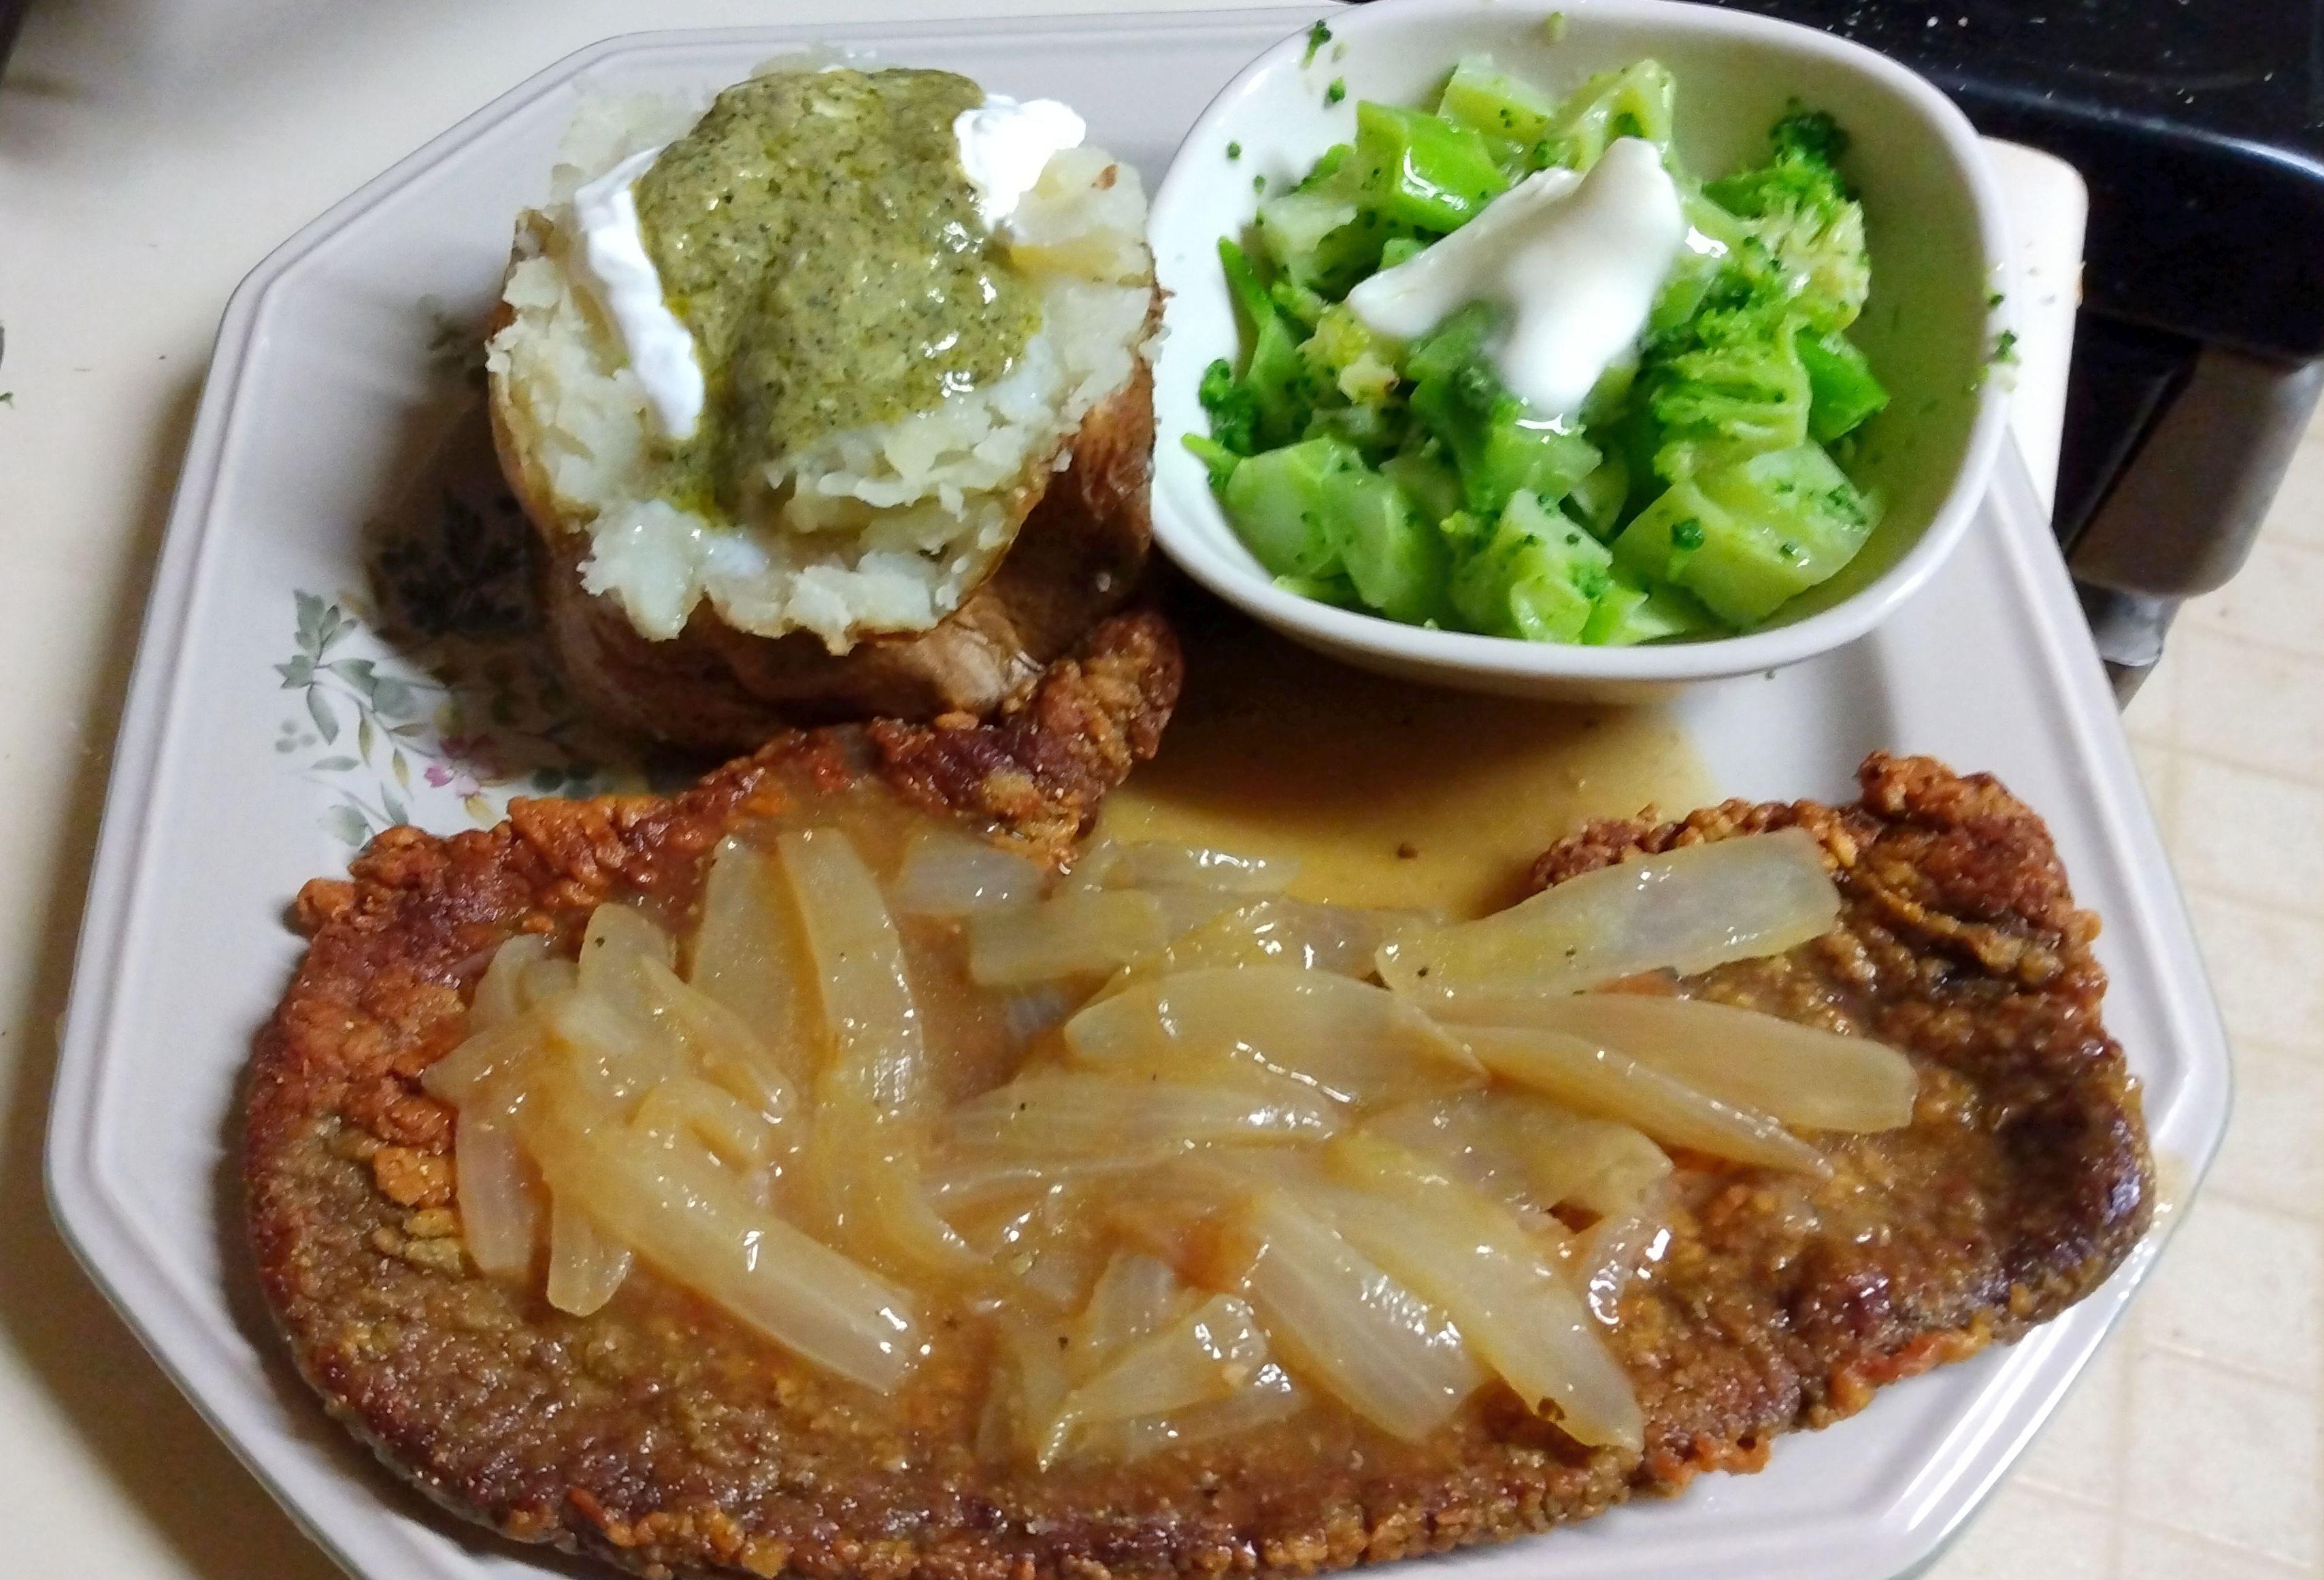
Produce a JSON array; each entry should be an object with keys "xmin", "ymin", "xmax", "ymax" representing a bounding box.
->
[{"xmin": 1145, "ymin": 0, "xmax": 2018, "ymax": 685}]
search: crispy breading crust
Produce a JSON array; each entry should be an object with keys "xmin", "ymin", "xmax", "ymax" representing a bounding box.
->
[
  {"xmin": 1531, "ymin": 753, "xmax": 2152, "ymax": 1483},
  {"xmin": 246, "ymin": 746, "xmax": 2151, "ymax": 1580}
]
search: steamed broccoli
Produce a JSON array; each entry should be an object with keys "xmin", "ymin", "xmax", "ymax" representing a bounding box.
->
[
  {"xmin": 1197, "ymin": 357, "xmax": 1260, "ymax": 455},
  {"xmin": 1531, "ymin": 59, "xmax": 1676, "ymax": 171},
  {"xmin": 1255, "ymin": 143, "xmax": 1429, "ymax": 299},
  {"xmin": 1182, "ymin": 433, "xmax": 1244, "ymax": 491},
  {"xmin": 1301, "ymin": 303, "xmax": 1403, "ymax": 407},
  {"xmin": 1629, "ymin": 109, "xmax": 1879, "ymax": 477},
  {"xmin": 1770, "ymin": 107, "xmax": 1850, "ymax": 167},
  {"xmin": 1407, "ymin": 305, "xmax": 1599, "ymax": 516},
  {"xmin": 1628, "ymin": 263, "xmax": 1809, "ymax": 479},
  {"xmin": 1448, "ymin": 491, "xmax": 1612, "ymax": 642},
  {"xmin": 1704, "ymin": 110, "xmax": 1871, "ymax": 331},
  {"xmin": 1197, "ymin": 69, "xmax": 1893, "ymax": 646},
  {"xmin": 1640, "ymin": 327, "xmax": 1812, "ymax": 480}
]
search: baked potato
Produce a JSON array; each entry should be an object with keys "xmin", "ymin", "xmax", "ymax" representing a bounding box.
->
[{"xmin": 483, "ymin": 69, "xmax": 1160, "ymax": 754}]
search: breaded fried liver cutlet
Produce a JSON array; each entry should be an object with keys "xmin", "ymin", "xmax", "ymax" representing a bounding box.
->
[
  {"xmin": 1527, "ymin": 753, "xmax": 2152, "ymax": 1475},
  {"xmin": 245, "ymin": 724, "xmax": 2150, "ymax": 1580}
]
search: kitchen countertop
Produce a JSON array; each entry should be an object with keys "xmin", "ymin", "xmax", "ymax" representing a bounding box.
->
[{"xmin": 5, "ymin": 3, "xmax": 2284, "ymax": 1577}]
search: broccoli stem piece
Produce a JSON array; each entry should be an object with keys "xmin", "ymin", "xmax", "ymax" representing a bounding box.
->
[
  {"xmin": 1408, "ymin": 304, "xmax": 1600, "ymax": 517},
  {"xmin": 1352, "ymin": 101, "xmax": 1509, "ymax": 232},
  {"xmin": 1795, "ymin": 327, "xmax": 1889, "ymax": 442}
]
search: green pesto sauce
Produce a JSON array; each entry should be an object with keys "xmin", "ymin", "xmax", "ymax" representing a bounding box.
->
[{"xmin": 634, "ymin": 68, "xmax": 1040, "ymax": 509}]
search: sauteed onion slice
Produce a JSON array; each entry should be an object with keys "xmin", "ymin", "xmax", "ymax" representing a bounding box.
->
[
  {"xmin": 1466, "ymin": 1027, "xmax": 1829, "ymax": 1175},
  {"xmin": 1486, "ymin": 991, "xmax": 1916, "ymax": 1132},
  {"xmin": 1233, "ymin": 1187, "xmax": 1484, "ymax": 1443},
  {"xmin": 1378, "ymin": 829, "xmax": 1840, "ymax": 1018},
  {"xmin": 1065, "ymin": 966, "xmax": 1480, "ymax": 1108}
]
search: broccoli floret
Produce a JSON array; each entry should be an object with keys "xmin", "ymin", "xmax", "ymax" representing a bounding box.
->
[
  {"xmin": 1403, "ymin": 306, "xmax": 1598, "ymax": 515},
  {"xmin": 1198, "ymin": 357, "xmax": 1261, "ymax": 455},
  {"xmin": 1702, "ymin": 110, "xmax": 1870, "ymax": 332},
  {"xmin": 1627, "ymin": 220, "xmax": 1837, "ymax": 479},
  {"xmin": 1770, "ymin": 107, "xmax": 1850, "ymax": 168},
  {"xmin": 1631, "ymin": 131, "xmax": 1887, "ymax": 478},
  {"xmin": 1661, "ymin": 254, "xmax": 1793, "ymax": 350},
  {"xmin": 1642, "ymin": 330, "xmax": 1813, "ymax": 478},
  {"xmin": 1448, "ymin": 492, "xmax": 1612, "ymax": 642}
]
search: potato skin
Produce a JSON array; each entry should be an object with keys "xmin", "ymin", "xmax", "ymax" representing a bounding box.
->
[{"xmin": 489, "ymin": 295, "xmax": 1159, "ymax": 755}]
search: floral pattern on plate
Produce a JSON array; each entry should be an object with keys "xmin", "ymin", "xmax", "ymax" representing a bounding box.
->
[{"xmin": 273, "ymin": 386, "xmax": 665, "ymax": 845}]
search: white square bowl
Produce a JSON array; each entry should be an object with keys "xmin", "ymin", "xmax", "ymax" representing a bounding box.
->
[{"xmin": 1147, "ymin": 0, "xmax": 2016, "ymax": 699}]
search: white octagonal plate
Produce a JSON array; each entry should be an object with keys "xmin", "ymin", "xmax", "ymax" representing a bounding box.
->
[{"xmin": 48, "ymin": 12, "xmax": 2227, "ymax": 1580}]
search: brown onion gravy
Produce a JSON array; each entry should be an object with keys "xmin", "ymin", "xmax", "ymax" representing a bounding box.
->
[{"xmin": 1102, "ymin": 610, "xmax": 1710, "ymax": 917}]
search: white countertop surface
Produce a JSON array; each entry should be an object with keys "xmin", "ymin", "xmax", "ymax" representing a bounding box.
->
[{"xmin": 0, "ymin": 3, "xmax": 2083, "ymax": 1573}]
